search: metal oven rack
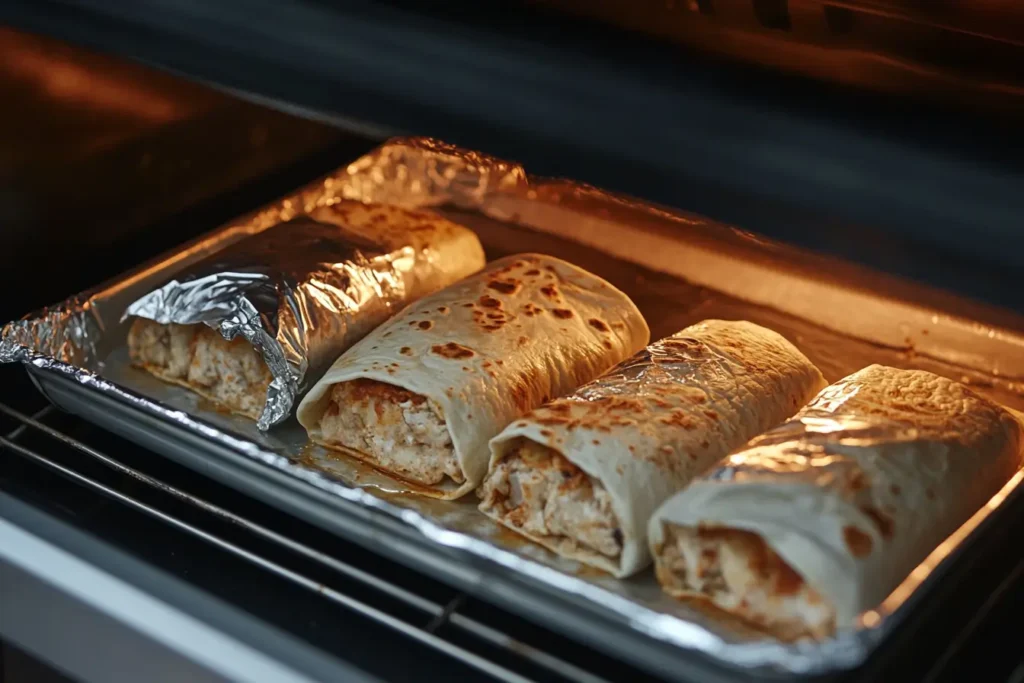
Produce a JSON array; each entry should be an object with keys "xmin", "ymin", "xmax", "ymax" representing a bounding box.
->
[
  {"xmin": 3, "ymin": 365, "xmax": 1023, "ymax": 683},
  {"xmin": 0, "ymin": 366, "xmax": 646, "ymax": 683}
]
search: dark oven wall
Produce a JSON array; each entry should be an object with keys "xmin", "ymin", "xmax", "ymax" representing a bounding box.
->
[{"xmin": 2, "ymin": 0, "xmax": 1023, "ymax": 314}]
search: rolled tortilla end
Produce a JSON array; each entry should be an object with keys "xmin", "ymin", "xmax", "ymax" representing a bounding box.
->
[
  {"xmin": 316, "ymin": 378, "xmax": 466, "ymax": 495},
  {"xmin": 649, "ymin": 364, "xmax": 1024, "ymax": 638},
  {"xmin": 298, "ymin": 254, "xmax": 651, "ymax": 500},
  {"xmin": 481, "ymin": 319, "xmax": 828, "ymax": 577},
  {"xmin": 128, "ymin": 318, "xmax": 272, "ymax": 420},
  {"xmin": 652, "ymin": 523, "xmax": 835, "ymax": 640},
  {"xmin": 480, "ymin": 437, "xmax": 625, "ymax": 573}
]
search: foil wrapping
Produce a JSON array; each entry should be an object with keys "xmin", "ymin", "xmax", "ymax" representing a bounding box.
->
[
  {"xmin": 3, "ymin": 137, "xmax": 1024, "ymax": 678},
  {"xmin": 121, "ymin": 216, "xmax": 413, "ymax": 429}
]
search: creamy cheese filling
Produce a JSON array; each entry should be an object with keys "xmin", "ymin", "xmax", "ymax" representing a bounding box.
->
[
  {"xmin": 319, "ymin": 379, "xmax": 463, "ymax": 487},
  {"xmin": 128, "ymin": 319, "xmax": 271, "ymax": 419},
  {"xmin": 480, "ymin": 438, "xmax": 624, "ymax": 562},
  {"xmin": 655, "ymin": 524, "xmax": 835, "ymax": 640}
]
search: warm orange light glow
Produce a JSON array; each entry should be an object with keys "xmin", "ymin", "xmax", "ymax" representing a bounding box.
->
[{"xmin": 0, "ymin": 28, "xmax": 193, "ymax": 122}]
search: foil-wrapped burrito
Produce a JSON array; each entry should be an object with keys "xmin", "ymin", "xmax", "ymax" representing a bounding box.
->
[
  {"xmin": 648, "ymin": 364, "xmax": 1024, "ymax": 639},
  {"xmin": 296, "ymin": 254, "xmax": 650, "ymax": 499},
  {"xmin": 479, "ymin": 320, "xmax": 827, "ymax": 578},
  {"xmin": 124, "ymin": 201, "xmax": 486, "ymax": 429}
]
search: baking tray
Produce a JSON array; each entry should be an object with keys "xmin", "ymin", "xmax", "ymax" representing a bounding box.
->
[{"xmin": 5, "ymin": 138, "xmax": 1024, "ymax": 682}]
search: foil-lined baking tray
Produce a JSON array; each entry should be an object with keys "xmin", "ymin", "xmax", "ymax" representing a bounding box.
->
[{"xmin": 4, "ymin": 137, "xmax": 1024, "ymax": 680}]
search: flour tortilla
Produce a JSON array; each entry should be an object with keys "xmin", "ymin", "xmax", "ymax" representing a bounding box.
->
[
  {"xmin": 649, "ymin": 364, "xmax": 1024, "ymax": 637},
  {"xmin": 297, "ymin": 254, "xmax": 650, "ymax": 498},
  {"xmin": 482, "ymin": 320, "xmax": 826, "ymax": 577}
]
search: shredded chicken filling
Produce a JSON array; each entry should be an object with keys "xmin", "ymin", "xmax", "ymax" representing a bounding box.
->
[
  {"xmin": 128, "ymin": 319, "xmax": 271, "ymax": 418},
  {"xmin": 480, "ymin": 438, "xmax": 623, "ymax": 561},
  {"xmin": 655, "ymin": 524, "xmax": 835, "ymax": 639},
  {"xmin": 319, "ymin": 379, "xmax": 463, "ymax": 487}
]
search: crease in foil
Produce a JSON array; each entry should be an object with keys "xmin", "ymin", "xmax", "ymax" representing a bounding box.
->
[
  {"xmin": 122, "ymin": 217, "xmax": 411, "ymax": 430},
  {"xmin": 2, "ymin": 136, "xmax": 1011, "ymax": 677},
  {"xmin": 0, "ymin": 295, "xmax": 103, "ymax": 367},
  {"xmin": 572, "ymin": 332, "xmax": 740, "ymax": 405}
]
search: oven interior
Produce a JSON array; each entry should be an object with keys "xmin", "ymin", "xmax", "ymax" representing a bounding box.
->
[{"xmin": 1, "ymin": 6, "xmax": 1023, "ymax": 683}]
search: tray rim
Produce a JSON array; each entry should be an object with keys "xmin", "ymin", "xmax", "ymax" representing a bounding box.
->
[
  {"xmin": 24, "ymin": 351, "xmax": 1024, "ymax": 680},
  {"xmin": 25, "ymin": 361, "xmax": 762, "ymax": 683},
  {"xmin": 6, "ymin": 135, "xmax": 1024, "ymax": 680}
]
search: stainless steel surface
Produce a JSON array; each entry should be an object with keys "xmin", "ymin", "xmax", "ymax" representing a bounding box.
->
[
  {"xmin": 0, "ymin": 491, "xmax": 375, "ymax": 683},
  {"xmin": 4, "ymin": 138, "xmax": 1024, "ymax": 679}
]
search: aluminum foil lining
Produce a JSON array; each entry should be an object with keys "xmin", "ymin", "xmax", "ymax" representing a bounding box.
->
[
  {"xmin": 4, "ymin": 136, "xmax": 1024, "ymax": 677},
  {"xmin": 121, "ymin": 216, "xmax": 415, "ymax": 429}
]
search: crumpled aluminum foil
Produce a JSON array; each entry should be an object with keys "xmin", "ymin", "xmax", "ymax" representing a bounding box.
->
[
  {"xmin": 122, "ymin": 215, "xmax": 419, "ymax": 429},
  {"xmin": 3, "ymin": 136, "xmax": 1022, "ymax": 678}
]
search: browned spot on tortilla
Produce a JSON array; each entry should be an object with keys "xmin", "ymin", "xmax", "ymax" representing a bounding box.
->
[
  {"xmin": 486, "ymin": 312, "xmax": 503, "ymax": 320},
  {"xmin": 551, "ymin": 308, "xmax": 573, "ymax": 319},
  {"xmin": 535, "ymin": 416, "xmax": 570, "ymax": 426},
  {"xmin": 344, "ymin": 379, "xmax": 425, "ymax": 406},
  {"xmin": 859, "ymin": 506, "xmax": 894, "ymax": 539},
  {"xmin": 437, "ymin": 306, "xmax": 450, "ymax": 314},
  {"xmin": 382, "ymin": 331, "xmax": 392, "ymax": 338},
  {"xmin": 843, "ymin": 526, "xmax": 874, "ymax": 557},
  {"xmin": 602, "ymin": 340, "xmax": 613, "ymax": 350},
  {"xmin": 518, "ymin": 336, "xmax": 529, "ymax": 346},
  {"xmin": 592, "ymin": 439, "xmax": 600, "ymax": 445},
  {"xmin": 540, "ymin": 285, "xmax": 558, "ymax": 298},
  {"xmin": 462, "ymin": 366, "xmax": 471, "ymax": 372},
  {"xmin": 487, "ymin": 279, "xmax": 521, "ymax": 295},
  {"xmin": 692, "ymin": 394, "xmax": 707, "ymax": 404},
  {"xmin": 418, "ymin": 320, "xmax": 433, "ymax": 330},
  {"xmin": 700, "ymin": 440, "xmax": 710, "ymax": 449},
  {"xmin": 540, "ymin": 429, "xmax": 553, "ymax": 437},
  {"xmin": 703, "ymin": 410, "xmax": 718, "ymax": 421},
  {"xmin": 516, "ymin": 421, "xmax": 528, "ymax": 428},
  {"xmin": 430, "ymin": 342, "xmax": 475, "ymax": 359},
  {"xmin": 400, "ymin": 347, "xmax": 413, "ymax": 356},
  {"xmin": 524, "ymin": 269, "xmax": 540, "ymax": 276},
  {"xmin": 587, "ymin": 318, "xmax": 609, "ymax": 332},
  {"xmin": 659, "ymin": 409, "xmax": 696, "ymax": 430},
  {"xmin": 546, "ymin": 403, "xmax": 572, "ymax": 416},
  {"xmin": 463, "ymin": 303, "xmax": 474, "ymax": 308},
  {"xmin": 478, "ymin": 296, "xmax": 502, "ymax": 309},
  {"xmin": 521, "ymin": 303, "xmax": 543, "ymax": 317},
  {"xmin": 496, "ymin": 359, "xmax": 504, "ymax": 365}
]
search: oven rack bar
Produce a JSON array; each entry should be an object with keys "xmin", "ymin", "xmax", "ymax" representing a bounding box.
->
[{"xmin": 0, "ymin": 402, "xmax": 611, "ymax": 683}]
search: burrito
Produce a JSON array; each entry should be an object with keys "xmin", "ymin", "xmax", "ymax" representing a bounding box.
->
[
  {"xmin": 479, "ymin": 320, "xmax": 827, "ymax": 577},
  {"xmin": 296, "ymin": 254, "xmax": 650, "ymax": 499},
  {"xmin": 649, "ymin": 364, "xmax": 1024, "ymax": 639},
  {"xmin": 125, "ymin": 201, "xmax": 485, "ymax": 428}
]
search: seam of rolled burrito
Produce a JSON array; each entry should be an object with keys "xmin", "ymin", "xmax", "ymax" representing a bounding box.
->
[
  {"xmin": 297, "ymin": 254, "xmax": 651, "ymax": 499},
  {"xmin": 649, "ymin": 364, "xmax": 1024, "ymax": 638},
  {"xmin": 125, "ymin": 201, "xmax": 486, "ymax": 428},
  {"xmin": 480, "ymin": 320, "xmax": 828, "ymax": 577}
]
